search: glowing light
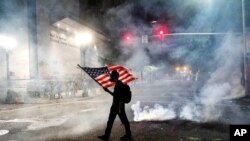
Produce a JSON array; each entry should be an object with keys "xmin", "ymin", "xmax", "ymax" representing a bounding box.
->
[
  {"xmin": 155, "ymin": 25, "xmax": 168, "ymax": 40},
  {"xmin": 0, "ymin": 35, "xmax": 17, "ymax": 50},
  {"xmin": 75, "ymin": 32, "xmax": 93, "ymax": 46},
  {"xmin": 159, "ymin": 30, "xmax": 164, "ymax": 35},
  {"xmin": 126, "ymin": 36, "xmax": 131, "ymax": 40},
  {"xmin": 176, "ymin": 67, "xmax": 180, "ymax": 72},
  {"xmin": 123, "ymin": 32, "xmax": 133, "ymax": 42},
  {"xmin": 183, "ymin": 66, "xmax": 188, "ymax": 71}
]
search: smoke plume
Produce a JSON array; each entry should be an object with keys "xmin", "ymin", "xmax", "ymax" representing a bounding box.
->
[{"xmin": 102, "ymin": 0, "xmax": 247, "ymax": 123}]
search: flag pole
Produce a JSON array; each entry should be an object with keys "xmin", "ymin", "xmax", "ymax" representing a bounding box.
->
[{"xmin": 77, "ymin": 64, "xmax": 105, "ymax": 88}]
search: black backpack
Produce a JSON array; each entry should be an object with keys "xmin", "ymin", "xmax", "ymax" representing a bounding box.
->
[{"xmin": 120, "ymin": 83, "xmax": 132, "ymax": 103}]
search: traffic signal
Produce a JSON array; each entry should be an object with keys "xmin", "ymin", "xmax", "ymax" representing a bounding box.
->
[
  {"xmin": 125, "ymin": 35, "xmax": 131, "ymax": 41},
  {"xmin": 122, "ymin": 32, "xmax": 133, "ymax": 42},
  {"xmin": 159, "ymin": 30, "xmax": 164, "ymax": 35},
  {"xmin": 155, "ymin": 25, "xmax": 168, "ymax": 40}
]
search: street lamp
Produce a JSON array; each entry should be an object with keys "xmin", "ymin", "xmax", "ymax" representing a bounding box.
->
[
  {"xmin": 75, "ymin": 32, "xmax": 93, "ymax": 47},
  {"xmin": 0, "ymin": 35, "xmax": 17, "ymax": 79},
  {"xmin": 75, "ymin": 32, "xmax": 94, "ymax": 97},
  {"xmin": 0, "ymin": 34, "xmax": 17, "ymax": 98},
  {"xmin": 0, "ymin": 35, "xmax": 17, "ymax": 48},
  {"xmin": 75, "ymin": 31, "xmax": 94, "ymax": 70},
  {"xmin": 176, "ymin": 67, "xmax": 180, "ymax": 72}
]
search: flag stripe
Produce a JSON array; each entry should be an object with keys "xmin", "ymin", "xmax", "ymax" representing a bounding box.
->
[
  {"xmin": 108, "ymin": 65, "xmax": 122, "ymax": 71},
  {"xmin": 103, "ymin": 82, "xmax": 115, "ymax": 88},
  {"xmin": 96, "ymin": 74, "xmax": 110, "ymax": 81},
  {"xmin": 118, "ymin": 70, "xmax": 130, "ymax": 76},
  {"xmin": 99, "ymin": 79, "xmax": 111, "ymax": 85},
  {"xmin": 121, "ymin": 75, "xmax": 135, "ymax": 83},
  {"xmin": 97, "ymin": 78, "xmax": 110, "ymax": 84},
  {"xmin": 122, "ymin": 78, "xmax": 136, "ymax": 84},
  {"xmin": 119, "ymin": 73, "xmax": 133, "ymax": 80},
  {"xmin": 124, "ymin": 76, "xmax": 136, "ymax": 82}
]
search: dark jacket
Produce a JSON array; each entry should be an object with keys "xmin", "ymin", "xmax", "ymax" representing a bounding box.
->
[{"xmin": 112, "ymin": 80, "xmax": 124, "ymax": 105}]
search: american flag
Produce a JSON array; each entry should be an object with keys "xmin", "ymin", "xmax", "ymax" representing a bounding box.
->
[{"xmin": 81, "ymin": 65, "xmax": 137, "ymax": 88}]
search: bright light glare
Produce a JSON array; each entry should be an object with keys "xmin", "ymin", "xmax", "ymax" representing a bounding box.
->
[
  {"xmin": 183, "ymin": 66, "xmax": 188, "ymax": 71},
  {"xmin": 176, "ymin": 67, "xmax": 180, "ymax": 72},
  {"xmin": 126, "ymin": 36, "xmax": 130, "ymax": 40},
  {"xmin": 75, "ymin": 32, "xmax": 93, "ymax": 46},
  {"xmin": 0, "ymin": 35, "xmax": 17, "ymax": 50},
  {"xmin": 159, "ymin": 30, "xmax": 164, "ymax": 35}
]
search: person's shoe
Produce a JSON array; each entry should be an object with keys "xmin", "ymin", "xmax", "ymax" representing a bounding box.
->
[
  {"xmin": 97, "ymin": 135, "xmax": 109, "ymax": 141},
  {"xmin": 120, "ymin": 134, "xmax": 132, "ymax": 141}
]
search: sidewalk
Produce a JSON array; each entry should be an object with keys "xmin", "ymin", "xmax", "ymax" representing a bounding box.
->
[
  {"xmin": 0, "ymin": 95, "xmax": 94, "ymax": 112},
  {"xmin": 0, "ymin": 88, "xmax": 108, "ymax": 111}
]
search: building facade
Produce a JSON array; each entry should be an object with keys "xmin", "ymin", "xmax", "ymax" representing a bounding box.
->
[{"xmin": 0, "ymin": 0, "xmax": 107, "ymax": 102}]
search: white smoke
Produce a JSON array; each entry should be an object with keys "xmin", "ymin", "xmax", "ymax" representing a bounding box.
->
[
  {"xmin": 199, "ymin": 83, "xmax": 231, "ymax": 121},
  {"xmin": 131, "ymin": 101, "xmax": 176, "ymax": 121},
  {"xmin": 131, "ymin": 35, "xmax": 246, "ymax": 123},
  {"xmin": 114, "ymin": 0, "xmax": 246, "ymax": 123},
  {"xmin": 125, "ymin": 48, "xmax": 150, "ymax": 71},
  {"xmin": 198, "ymin": 35, "xmax": 245, "ymax": 121},
  {"xmin": 179, "ymin": 103, "xmax": 201, "ymax": 121}
]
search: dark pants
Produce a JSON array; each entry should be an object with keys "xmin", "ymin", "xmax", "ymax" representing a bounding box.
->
[{"xmin": 105, "ymin": 103, "xmax": 131, "ymax": 137}]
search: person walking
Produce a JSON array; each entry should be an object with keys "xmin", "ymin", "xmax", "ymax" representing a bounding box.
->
[{"xmin": 98, "ymin": 70, "xmax": 131, "ymax": 141}]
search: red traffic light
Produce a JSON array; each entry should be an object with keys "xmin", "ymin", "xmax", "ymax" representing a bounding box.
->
[
  {"xmin": 125, "ymin": 35, "xmax": 131, "ymax": 41},
  {"xmin": 122, "ymin": 32, "xmax": 133, "ymax": 42},
  {"xmin": 155, "ymin": 25, "xmax": 168, "ymax": 40},
  {"xmin": 159, "ymin": 30, "xmax": 164, "ymax": 35}
]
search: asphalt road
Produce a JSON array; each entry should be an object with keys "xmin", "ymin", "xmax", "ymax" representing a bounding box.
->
[
  {"xmin": 0, "ymin": 81, "xmax": 249, "ymax": 141},
  {"xmin": 0, "ymin": 96, "xmax": 113, "ymax": 141}
]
